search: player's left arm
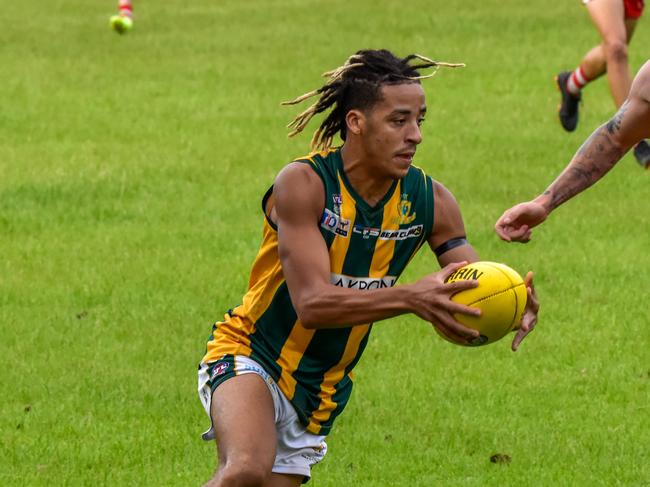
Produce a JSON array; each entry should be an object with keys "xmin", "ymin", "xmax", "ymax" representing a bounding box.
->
[{"xmin": 429, "ymin": 181, "xmax": 539, "ymax": 351}]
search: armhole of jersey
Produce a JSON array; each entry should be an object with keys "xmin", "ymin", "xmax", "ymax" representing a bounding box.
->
[
  {"xmin": 261, "ymin": 185, "xmax": 277, "ymax": 231},
  {"xmin": 261, "ymin": 159, "xmax": 327, "ymax": 232}
]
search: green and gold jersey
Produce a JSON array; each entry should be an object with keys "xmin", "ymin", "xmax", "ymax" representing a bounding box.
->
[{"xmin": 202, "ymin": 147, "xmax": 435, "ymax": 435}]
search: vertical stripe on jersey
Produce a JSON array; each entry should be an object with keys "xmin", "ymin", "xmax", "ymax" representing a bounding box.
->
[
  {"xmin": 240, "ymin": 222, "xmax": 286, "ymax": 325},
  {"xmin": 329, "ymin": 172, "xmax": 357, "ymax": 273},
  {"xmin": 276, "ymin": 323, "xmax": 316, "ymax": 400},
  {"xmin": 369, "ymin": 180, "xmax": 403, "ymax": 277},
  {"xmin": 247, "ymin": 282, "xmax": 296, "ymax": 382},
  {"xmin": 308, "ymin": 324, "xmax": 370, "ymax": 429}
]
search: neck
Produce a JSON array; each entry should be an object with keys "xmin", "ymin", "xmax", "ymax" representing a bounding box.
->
[{"xmin": 340, "ymin": 144, "xmax": 394, "ymax": 207}]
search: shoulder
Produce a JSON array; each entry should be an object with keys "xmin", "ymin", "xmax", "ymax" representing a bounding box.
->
[
  {"xmin": 273, "ymin": 161, "xmax": 325, "ymax": 223},
  {"xmin": 275, "ymin": 160, "xmax": 322, "ymax": 187},
  {"xmin": 432, "ymin": 179, "xmax": 460, "ymax": 208}
]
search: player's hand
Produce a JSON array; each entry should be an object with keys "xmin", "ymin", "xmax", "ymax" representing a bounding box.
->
[
  {"xmin": 408, "ymin": 261, "xmax": 482, "ymax": 344},
  {"xmin": 495, "ymin": 202, "xmax": 549, "ymax": 243},
  {"xmin": 511, "ymin": 271, "xmax": 539, "ymax": 351}
]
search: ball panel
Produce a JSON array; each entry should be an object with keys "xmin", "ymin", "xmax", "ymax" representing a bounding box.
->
[
  {"xmin": 481, "ymin": 261, "xmax": 525, "ymax": 288},
  {"xmin": 454, "ymin": 287, "xmax": 523, "ymax": 341},
  {"xmin": 438, "ymin": 261, "xmax": 527, "ymax": 347}
]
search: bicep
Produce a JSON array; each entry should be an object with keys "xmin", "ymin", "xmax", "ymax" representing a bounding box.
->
[{"xmin": 428, "ymin": 181, "xmax": 478, "ymax": 265}]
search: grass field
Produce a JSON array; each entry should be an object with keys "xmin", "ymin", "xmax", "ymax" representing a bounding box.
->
[{"xmin": 2, "ymin": 1, "xmax": 649, "ymax": 485}]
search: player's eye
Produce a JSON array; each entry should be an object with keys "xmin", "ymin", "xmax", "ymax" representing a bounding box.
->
[{"xmin": 417, "ymin": 118, "xmax": 425, "ymax": 126}]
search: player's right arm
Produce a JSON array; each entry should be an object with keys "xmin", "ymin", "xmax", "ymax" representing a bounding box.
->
[
  {"xmin": 495, "ymin": 60, "xmax": 650, "ymax": 243},
  {"xmin": 272, "ymin": 162, "xmax": 480, "ymax": 339}
]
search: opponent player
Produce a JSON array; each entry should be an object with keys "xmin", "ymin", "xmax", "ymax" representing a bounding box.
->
[
  {"xmin": 556, "ymin": 0, "xmax": 650, "ymax": 167},
  {"xmin": 199, "ymin": 49, "xmax": 540, "ymax": 486},
  {"xmin": 496, "ymin": 60, "xmax": 650, "ymax": 242}
]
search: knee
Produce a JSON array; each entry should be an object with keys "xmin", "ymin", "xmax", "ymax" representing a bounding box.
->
[
  {"xmin": 215, "ymin": 459, "xmax": 270, "ymax": 487},
  {"xmin": 603, "ymin": 39, "xmax": 628, "ymax": 63}
]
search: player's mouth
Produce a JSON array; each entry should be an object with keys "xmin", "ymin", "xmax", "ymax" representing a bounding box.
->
[{"xmin": 394, "ymin": 151, "xmax": 415, "ymax": 164}]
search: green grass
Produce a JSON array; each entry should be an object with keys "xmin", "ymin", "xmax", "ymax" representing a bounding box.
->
[{"xmin": 1, "ymin": 1, "xmax": 649, "ymax": 485}]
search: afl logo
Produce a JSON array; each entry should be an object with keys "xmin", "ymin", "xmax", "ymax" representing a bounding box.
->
[{"xmin": 211, "ymin": 362, "xmax": 230, "ymax": 379}]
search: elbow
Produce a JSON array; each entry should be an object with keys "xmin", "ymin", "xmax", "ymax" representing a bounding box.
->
[
  {"xmin": 293, "ymin": 291, "xmax": 326, "ymax": 329},
  {"xmin": 294, "ymin": 302, "xmax": 319, "ymax": 329}
]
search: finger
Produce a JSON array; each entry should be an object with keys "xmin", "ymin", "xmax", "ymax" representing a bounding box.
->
[
  {"xmin": 506, "ymin": 226, "xmax": 531, "ymax": 242},
  {"xmin": 445, "ymin": 278, "xmax": 479, "ymax": 294},
  {"xmin": 511, "ymin": 330, "xmax": 524, "ymax": 351},
  {"xmin": 445, "ymin": 301, "xmax": 482, "ymax": 317},
  {"xmin": 512, "ymin": 316, "xmax": 537, "ymax": 351},
  {"xmin": 494, "ymin": 221, "xmax": 512, "ymax": 242},
  {"xmin": 432, "ymin": 322, "xmax": 473, "ymax": 345},
  {"xmin": 526, "ymin": 286, "xmax": 540, "ymax": 312},
  {"xmin": 525, "ymin": 272, "xmax": 537, "ymax": 296},
  {"xmin": 435, "ymin": 314, "xmax": 480, "ymax": 339},
  {"xmin": 439, "ymin": 261, "xmax": 469, "ymax": 280}
]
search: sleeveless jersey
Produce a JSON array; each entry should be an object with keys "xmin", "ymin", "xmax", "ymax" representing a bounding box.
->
[{"xmin": 201, "ymin": 147, "xmax": 435, "ymax": 435}]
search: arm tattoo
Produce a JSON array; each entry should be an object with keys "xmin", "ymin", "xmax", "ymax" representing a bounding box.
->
[
  {"xmin": 543, "ymin": 124, "xmax": 625, "ymax": 210},
  {"xmin": 606, "ymin": 101, "xmax": 629, "ymax": 135}
]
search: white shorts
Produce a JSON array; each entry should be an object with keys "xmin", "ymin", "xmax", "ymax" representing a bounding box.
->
[{"xmin": 198, "ymin": 355, "xmax": 328, "ymax": 481}]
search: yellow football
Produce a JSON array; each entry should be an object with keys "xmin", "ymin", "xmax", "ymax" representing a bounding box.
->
[{"xmin": 437, "ymin": 261, "xmax": 527, "ymax": 347}]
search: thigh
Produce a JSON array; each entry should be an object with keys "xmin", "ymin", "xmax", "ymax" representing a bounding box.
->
[
  {"xmin": 267, "ymin": 473, "xmax": 304, "ymax": 487},
  {"xmin": 587, "ymin": 0, "xmax": 628, "ymax": 42},
  {"xmin": 211, "ymin": 373, "xmax": 277, "ymax": 470}
]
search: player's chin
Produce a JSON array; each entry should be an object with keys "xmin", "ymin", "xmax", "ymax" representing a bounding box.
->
[{"xmin": 391, "ymin": 155, "xmax": 413, "ymax": 176}]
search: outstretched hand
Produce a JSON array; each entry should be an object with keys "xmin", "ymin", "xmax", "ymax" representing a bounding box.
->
[
  {"xmin": 495, "ymin": 201, "xmax": 549, "ymax": 243},
  {"xmin": 511, "ymin": 271, "xmax": 539, "ymax": 351}
]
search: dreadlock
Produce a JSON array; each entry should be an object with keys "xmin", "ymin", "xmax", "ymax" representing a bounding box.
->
[{"xmin": 282, "ymin": 49, "xmax": 464, "ymax": 151}]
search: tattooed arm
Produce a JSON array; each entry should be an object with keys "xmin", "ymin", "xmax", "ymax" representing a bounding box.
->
[{"xmin": 495, "ymin": 60, "xmax": 650, "ymax": 243}]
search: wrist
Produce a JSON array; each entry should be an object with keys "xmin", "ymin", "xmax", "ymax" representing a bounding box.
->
[
  {"xmin": 532, "ymin": 193, "xmax": 554, "ymax": 214},
  {"xmin": 395, "ymin": 284, "xmax": 417, "ymax": 315}
]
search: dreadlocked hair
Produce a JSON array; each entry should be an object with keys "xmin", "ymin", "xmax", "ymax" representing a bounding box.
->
[{"xmin": 282, "ymin": 49, "xmax": 464, "ymax": 151}]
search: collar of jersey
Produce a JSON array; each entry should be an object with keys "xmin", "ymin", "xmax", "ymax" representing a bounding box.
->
[{"xmin": 334, "ymin": 148, "xmax": 399, "ymax": 214}]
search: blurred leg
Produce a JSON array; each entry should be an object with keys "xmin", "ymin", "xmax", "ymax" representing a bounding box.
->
[
  {"xmin": 587, "ymin": 0, "xmax": 631, "ymax": 107},
  {"xmin": 579, "ymin": 44, "xmax": 606, "ymax": 81}
]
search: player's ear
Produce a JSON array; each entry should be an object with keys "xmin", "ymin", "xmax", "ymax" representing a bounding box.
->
[{"xmin": 345, "ymin": 109, "xmax": 365, "ymax": 136}]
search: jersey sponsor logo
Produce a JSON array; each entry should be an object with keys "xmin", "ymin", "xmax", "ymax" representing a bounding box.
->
[
  {"xmin": 321, "ymin": 208, "xmax": 350, "ymax": 237},
  {"xmin": 352, "ymin": 225, "xmax": 381, "ymax": 239},
  {"xmin": 331, "ymin": 273, "xmax": 397, "ymax": 290},
  {"xmin": 210, "ymin": 362, "xmax": 230, "ymax": 379},
  {"xmin": 379, "ymin": 224, "xmax": 423, "ymax": 241}
]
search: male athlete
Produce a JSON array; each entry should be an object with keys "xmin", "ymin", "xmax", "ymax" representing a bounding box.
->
[
  {"xmin": 199, "ymin": 49, "xmax": 540, "ymax": 487},
  {"xmin": 496, "ymin": 60, "xmax": 650, "ymax": 242}
]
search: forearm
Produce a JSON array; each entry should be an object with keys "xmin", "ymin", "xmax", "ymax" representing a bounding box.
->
[
  {"xmin": 534, "ymin": 124, "xmax": 625, "ymax": 212},
  {"xmin": 297, "ymin": 283, "xmax": 417, "ymax": 329}
]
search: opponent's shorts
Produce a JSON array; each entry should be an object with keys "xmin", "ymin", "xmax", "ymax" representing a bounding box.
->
[
  {"xmin": 198, "ymin": 355, "xmax": 328, "ymax": 482},
  {"xmin": 582, "ymin": 0, "xmax": 645, "ymax": 19}
]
